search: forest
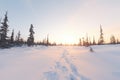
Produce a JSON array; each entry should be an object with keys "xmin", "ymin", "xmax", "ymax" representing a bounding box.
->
[{"xmin": 0, "ymin": 12, "xmax": 119, "ymax": 48}]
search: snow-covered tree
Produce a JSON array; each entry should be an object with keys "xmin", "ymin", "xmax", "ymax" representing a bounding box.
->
[{"xmin": 0, "ymin": 12, "xmax": 9, "ymax": 47}]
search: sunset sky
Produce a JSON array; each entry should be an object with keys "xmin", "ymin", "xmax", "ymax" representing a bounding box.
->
[{"xmin": 0, "ymin": 0, "xmax": 120, "ymax": 44}]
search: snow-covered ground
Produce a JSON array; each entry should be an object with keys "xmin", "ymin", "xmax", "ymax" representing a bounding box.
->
[{"xmin": 0, "ymin": 45, "xmax": 120, "ymax": 80}]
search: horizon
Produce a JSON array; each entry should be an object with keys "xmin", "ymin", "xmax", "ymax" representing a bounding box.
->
[{"xmin": 0, "ymin": 0, "xmax": 120, "ymax": 44}]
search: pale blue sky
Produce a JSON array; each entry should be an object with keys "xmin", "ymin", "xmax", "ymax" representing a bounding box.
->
[{"xmin": 0, "ymin": 0, "xmax": 120, "ymax": 44}]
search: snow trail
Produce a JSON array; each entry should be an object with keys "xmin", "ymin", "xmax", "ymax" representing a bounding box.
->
[
  {"xmin": 1, "ymin": 45, "xmax": 120, "ymax": 80},
  {"xmin": 43, "ymin": 49, "xmax": 89, "ymax": 80}
]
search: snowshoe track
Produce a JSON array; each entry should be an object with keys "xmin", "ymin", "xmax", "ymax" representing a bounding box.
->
[{"xmin": 43, "ymin": 49, "xmax": 89, "ymax": 80}]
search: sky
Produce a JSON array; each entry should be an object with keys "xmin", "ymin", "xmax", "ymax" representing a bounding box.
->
[{"xmin": 0, "ymin": 0, "xmax": 120, "ymax": 44}]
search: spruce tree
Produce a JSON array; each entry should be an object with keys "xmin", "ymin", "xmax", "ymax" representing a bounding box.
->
[
  {"xmin": 46, "ymin": 34, "xmax": 49, "ymax": 46},
  {"xmin": 79, "ymin": 38, "xmax": 82, "ymax": 46},
  {"xmin": 85, "ymin": 33, "xmax": 89, "ymax": 46},
  {"xmin": 27, "ymin": 24, "xmax": 34, "ymax": 46},
  {"xmin": 98, "ymin": 25, "xmax": 104, "ymax": 45},
  {"xmin": 116, "ymin": 39, "xmax": 119, "ymax": 44},
  {"xmin": 17, "ymin": 31, "xmax": 20, "ymax": 41},
  {"xmin": 15, "ymin": 31, "xmax": 21, "ymax": 46},
  {"xmin": 0, "ymin": 12, "xmax": 9, "ymax": 47},
  {"xmin": 0, "ymin": 18, "xmax": 1, "ymax": 23},
  {"xmin": 82, "ymin": 37, "xmax": 85, "ymax": 46},
  {"xmin": 110, "ymin": 35, "xmax": 116, "ymax": 44},
  {"xmin": 10, "ymin": 29, "xmax": 14, "ymax": 43},
  {"xmin": 93, "ymin": 36, "xmax": 96, "ymax": 45}
]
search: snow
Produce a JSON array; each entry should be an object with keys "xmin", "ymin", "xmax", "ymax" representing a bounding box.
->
[{"xmin": 0, "ymin": 45, "xmax": 120, "ymax": 80}]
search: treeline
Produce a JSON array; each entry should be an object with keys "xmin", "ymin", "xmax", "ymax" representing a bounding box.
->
[
  {"xmin": 0, "ymin": 12, "xmax": 54, "ymax": 48},
  {"xmin": 78, "ymin": 25, "xmax": 120, "ymax": 47},
  {"xmin": 0, "ymin": 12, "xmax": 120, "ymax": 48}
]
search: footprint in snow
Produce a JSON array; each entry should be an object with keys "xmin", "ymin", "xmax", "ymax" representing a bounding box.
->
[
  {"xmin": 44, "ymin": 71, "xmax": 59, "ymax": 80},
  {"xmin": 55, "ymin": 62, "xmax": 68, "ymax": 73}
]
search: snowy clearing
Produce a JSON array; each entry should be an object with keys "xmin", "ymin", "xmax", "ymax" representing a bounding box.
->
[{"xmin": 0, "ymin": 45, "xmax": 120, "ymax": 80}]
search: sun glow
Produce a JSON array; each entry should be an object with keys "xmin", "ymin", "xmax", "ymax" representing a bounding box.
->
[{"xmin": 58, "ymin": 35, "xmax": 78, "ymax": 44}]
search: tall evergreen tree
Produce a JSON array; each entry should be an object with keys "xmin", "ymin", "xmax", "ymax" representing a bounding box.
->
[
  {"xmin": 79, "ymin": 38, "xmax": 82, "ymax": 46},
  {"xmin": 27, "ymin": 24, "xmax": 34, "ymax": 46},
  {"xmin": 98, "ymin": 25, "xmax": 104, "ymax": 45},
  {"xmin": 10, "ymin": 29, "xmax": 14, "ymax": 43},
  {"xmin": 116, "ymin": 39, "xmax": 119, "ymax": 44},
  {"xmin": 46, "ymin": 34, "xmax": 49, "ymax": 46},
  {"xmin": 89, "ymin": 37, "xmax": 91, "ymax": 45},
  {"xmin": 15, "ymin": 31, "xmax": 21, "ymax": 46},
  {"xmin": 92, "ymin": 36, "xmax": 96, "ymax": 45},
  {"xmin": 85, "ymin": 33, "xmax": 89, "ymax": 46},
  {"xmin": 0, "ymin": 18, "xmax": 1, "ymax": 23},
  {"xmin": 0, "ymin": 18, "xmax": 1, "ymax": 42},
  {"xmin": 17, "ymin": 31, "xmax": 20, "ymax": 41},
  {"xmin": 82, "ymin": 37, "xmax": 85, "ymax": 46},
  {"xmin": 0, "ymin": 12, "xmax": 9, "ymax": 47}
]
